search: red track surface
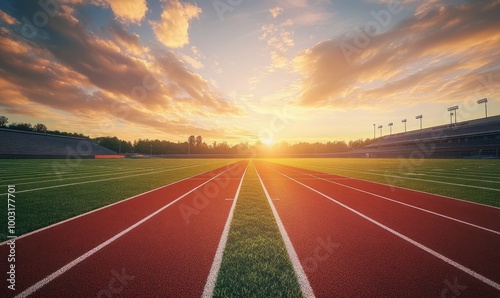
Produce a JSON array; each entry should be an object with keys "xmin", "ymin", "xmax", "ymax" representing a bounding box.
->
[
  {"xmin": 0, "ymin": 161, "xmax": 248, "ymax": 297},
  {"xmin": 254, "ymin": 160, "xmax": 500, "ymax": 297}
]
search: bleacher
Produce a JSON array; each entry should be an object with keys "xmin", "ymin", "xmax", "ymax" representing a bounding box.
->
[
  {"xmin": 346, "ymin": 115, "xmax": 500, "ymax": 158},
  {"xmin": 0, "ymin": 128, "xmax": 118, "ymax": 158}
]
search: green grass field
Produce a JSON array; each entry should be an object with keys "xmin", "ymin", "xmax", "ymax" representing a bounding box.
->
[{"xmin": 213, "ymin": 161, "xmax": 301, "ymax": 297}]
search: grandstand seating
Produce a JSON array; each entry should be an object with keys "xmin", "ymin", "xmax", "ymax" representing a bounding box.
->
[
  {"xmin": 0, "ymin": 128, "xmax": 118, "ymax": 158},
  {"xmin": 345, "ymin": 115, "xmax": 500, "ymax": 158}
]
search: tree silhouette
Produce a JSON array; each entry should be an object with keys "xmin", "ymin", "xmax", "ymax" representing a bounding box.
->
[
  {"xmin": 34, "ymin": 123, "xmax": 48, "ymax": 133},
  {"xmin": 0, "ymin": 116, "xmax": 8, "ymax": 127}
]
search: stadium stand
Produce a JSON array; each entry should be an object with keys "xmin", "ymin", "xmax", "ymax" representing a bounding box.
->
[
  {"xmin": 0, "ymin": 128, "xmax": 119, "ymax": 158},
  {"xmin": 342, "ymin": 115, "xmax": 500, "ymax": 158}
]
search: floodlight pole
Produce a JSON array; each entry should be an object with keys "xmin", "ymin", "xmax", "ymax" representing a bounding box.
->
[
  {"xmin": 373, "ymin": 124, "xmax": 376, "ymax": 139},
  {"xmin": 402, "ymin": 119, "xmax": 407, "ymax": 132},
  {"xmin": 450, "ymin": 112, "xmax": 453, "ymax": 124},
  {"xmin": 388, "ymin": 122, "xmax": 393, "ymax": 135},
  {"xmin": 416, "ymin": 115, "xmax": 422, "ymax": 129},
  {"xmin": 378, "ymin": 125, "xmax": 383, "ymax": 137},
  {"xmin": 447, "ymin": 106, "xmax": 459, "ymax": 124},
  {"xmin": 477, "ymin": 98, "xmax": 488, "ymax": 118}
]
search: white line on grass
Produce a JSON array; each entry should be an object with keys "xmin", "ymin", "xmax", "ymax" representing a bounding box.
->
[
  {"xmin": 0, "ymin": 161, "xmax": 221, "ymax": 196},
  {"xmin": 202, "ymin": 162, "xmax": 248, "ymax": 297},
  {"xmin": 13, "ymin": 163, "xmax": 241, "ymax": 298},
  {"xmin": 280, "ymin": 166, "xmax": 500, "ymax": 235},
  {"xmin": 0, "ymin": 161, "xmax": 233, "ymax": 246},
  {"xmin": 266, "ymin": 164, "xmax": 500, "ymax": 292},
  {"xmin": 255, "ymin": 163, "xmax": 316, "ymax": 298}
]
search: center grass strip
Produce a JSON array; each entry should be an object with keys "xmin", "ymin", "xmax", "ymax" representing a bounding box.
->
[{"xmin": 213, "ymin": 161, "xmax": 302, "ymax": 298}]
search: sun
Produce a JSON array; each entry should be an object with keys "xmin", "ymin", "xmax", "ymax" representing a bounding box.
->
[{"xmin": 261, "ymin": 138, "xmax": 274, "ymax": 146}]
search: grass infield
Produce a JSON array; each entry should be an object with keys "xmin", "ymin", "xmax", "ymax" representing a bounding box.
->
[{"xmin": 213, "ymin": 161, "xmax": 302, "ymax": 297}]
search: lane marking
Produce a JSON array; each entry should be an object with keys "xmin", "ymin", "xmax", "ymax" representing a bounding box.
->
[
  {"xmin": 280, "ymin": 166, "xmax": 500, "ymax": 235},
  {"xmin": 265, "ymin": 163, "xmax": 500, "ymax": 292},
  {"xmin": 14, "ymin": 163, "xmax": 241, "ymax": 298},
  {"xmin": 294, "ymin": 163, "xmax": 500, "ymax": 192},
  {"xmin": 325, "ymin": 165, "xmax": 500, "ymax": 184},
  {"xmin": 273, "ymin": 162, "xmax": 500, "ymax": 210},
  {"xmin": 255, "ymin": 163, "xmax": 316, "ymax": 298},
  {"xmin": 202, "ymin": 162, "xmax": 248, "ymax": 297},
  {"xmin": 0, "ymin": 162, "xmax": 235, "ymax": 246},
  {"xmin": 0, "ymin": 161, "xmax": 223, "ymax": 196}
]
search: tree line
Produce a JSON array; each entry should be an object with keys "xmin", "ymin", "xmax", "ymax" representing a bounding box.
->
[{"xmin": 0, "ymin": 115, "xmax": 376, "ymax": 155}]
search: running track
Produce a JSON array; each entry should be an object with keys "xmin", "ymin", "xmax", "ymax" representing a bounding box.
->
[
  {"xmin": 0, "ymin": 161, "xmax": 248, "ymax": 297},
  {"xmin": 254, "ymin": 160, "xmax": 500, "ymax": 297}
]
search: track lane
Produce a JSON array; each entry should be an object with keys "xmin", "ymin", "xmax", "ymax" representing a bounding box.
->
[
  {"xmin": 254, "ymin": 160, "xmax": 500, "ymax": 297},
  {"xmin": 269, "ymin": 162, "xmax": 500, "ymax": 231},
  {"xmin": 1, "ymin": 161, "xmax": 247, "ymax": 297}
]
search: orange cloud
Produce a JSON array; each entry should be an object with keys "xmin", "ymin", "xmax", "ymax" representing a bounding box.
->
[
  {"xmin": 104, "ymin": 0, "xmax": 148, "ymax": 24},
  {"xmin": 0, "ymin": 3, "xmax": 240, "ymax": 141},
  {"xmin": 0, "ymin": 10, "xmax": 17, "ymax": 25},
  {"xmin": 269, "ymin": 7, "xmax": 283, "ymax": 18},
  {"xmin": 293, "ymin": 1, "xmax": 500, "ymax": 109},
  {"xmin": 150, "ymin": 0, "xmax": 201, "ymax": 48}
]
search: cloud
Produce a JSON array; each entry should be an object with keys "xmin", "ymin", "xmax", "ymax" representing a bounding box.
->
[
  {"xmin": 179, "ymin": 46, "xmax": 205, "ymax": 69},
  {"xmin": 104, "ymin": 0, "xmax": 148, "ymax": 24},
  {"xmin": 260, "ymin": 20, "xmax": 295, "ymax": 70},
  {"xmin": 0, "ymin": 10, "xmax": 17, "ymax": 25},
  {"xmin": 0, "ymin": 1, "xmax": 240, "ymax": 140},
  {"xmin": 293, "ymin": 1, "xmax": 500, "ymax": 109},
  {"xmin": 107, "ymin": 23, "xmax": 144, "ymax": 54},
  {"xmin": 269, "ymin": 7, "xmax": 283, "ymax": 18},
  {"xmin": 150, "ymin": 0, "xmax": 201, "ymax": 48}
]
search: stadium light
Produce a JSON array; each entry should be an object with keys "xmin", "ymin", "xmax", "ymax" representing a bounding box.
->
[
  {"xmin": 447, "ymin": 106, "xmax": 459, "ymax": 123},
  {"xmin": 373, "ymin": 124, "xmax": 376, "ymax": 139},
  {"xmin": 388, "ymin": 122, "xmax": 393, "ymax": 135},
  {"xmin": 416, "ymin": 115, "xmax": 423, "ymax": 129},
  {"xmin": 449, "ymin": 112, "xmax": 453, "ymax": 124},
  {"xmin": 477, "ymin": 98, "xmax": 488, "ymax": 118},
  {"xmin": 402, "ymin": 119, "xmax": 407, "ymax": 132},
  {"xmin": 378, "ymin": 125, "xmax": 383, "ymax": 137}
]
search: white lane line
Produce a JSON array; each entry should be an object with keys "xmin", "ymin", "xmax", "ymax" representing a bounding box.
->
[
  {"xmin": 0, "ymin": 165, "xmax": 158, "ymax": 184},
  {"xmin": 0, "ymin": 162, "xmax": 233, "ymax": 246},
  {"xmin": 0, "ymin": 166, "xmax": 157, "ymax": 186},
  {"xmin": 296, "ymin": 163, "xmax": 500, "ymax": 192},
  {"xmin": 0, "ymin": 161, "xmax": 222, "ymax": 196},
  {"xmin": 266, "ymin": 164, "xmax": 500, "ymax": 292},
  {"xmin": 202, "ymin": 162, "xmax": 248, "ymax": 298},
  {"xmin": 13, "ymin": 163, "xmax": 240, "ymax": 298},
  {"xmin": 274, "ymin": 162, "xmax": 500, "ymax": 210},
  {"xmin": 256, "ymin": 163, "xmax": 316, "ymax": 298},
  {"xmin": 281, "ymin": 166, "xmax": 500, "ymax": 235}
]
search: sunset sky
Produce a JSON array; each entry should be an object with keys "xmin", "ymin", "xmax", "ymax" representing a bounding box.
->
[{"xmin": 0, "ymin": 0, "xmax": 499, "ymax": 144}]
